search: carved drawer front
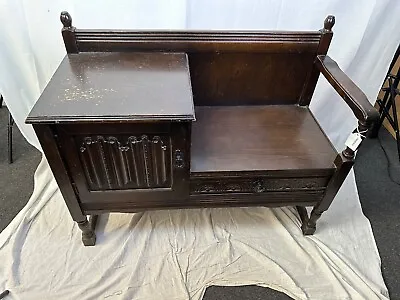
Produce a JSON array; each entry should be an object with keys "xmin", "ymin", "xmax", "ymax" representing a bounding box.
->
[
  {"xmin": 77, "ymin": 134, "xmax": 171, "ymax": 191},
  {"xmin": 190, "ymin": 176, "xmax": 329, "ymax": 194}
]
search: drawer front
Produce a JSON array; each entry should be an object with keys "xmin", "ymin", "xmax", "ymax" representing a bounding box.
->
[
  {"xmin": 56, "ymin": 122, "xmax": 190, "ymax": 204},
  {"xmin": 190, "ymin": 176, "xmax": 330, "ymax": 195}
]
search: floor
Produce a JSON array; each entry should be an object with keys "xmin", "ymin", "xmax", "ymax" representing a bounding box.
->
[
  {"xmin": 0, "ymin": 108, "xmax": 41, "ymax": 231},
  {"xmin": 0, "ymin": 106, "xmax": 399, "ymax": 299},
  {"xmin": 354, "ymin": 127, "xmax": 400, "ymax": 300}
]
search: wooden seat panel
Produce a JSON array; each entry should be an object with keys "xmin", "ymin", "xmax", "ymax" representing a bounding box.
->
[{"xmin": 190, "ymin": 105, "xmax": 337, "ymax": 174}]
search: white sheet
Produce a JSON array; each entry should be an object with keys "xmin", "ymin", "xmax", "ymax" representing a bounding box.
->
[
  {"xmin": 1, "ymin": 0, "xmax": 399, "ymax": 299},
  {"xmin": 0, "ymin": 158, "xmax": 389, "ymax": 299}
]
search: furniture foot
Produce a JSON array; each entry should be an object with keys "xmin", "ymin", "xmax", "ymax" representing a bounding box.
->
[
  {"xmin": 89, "ymin": 214, "xmax": 99, "ymax": 231},
  {"xmin": 0, "ymin": 290, "xmax": 10, "ymax": 299},
  {"xmin": 77, "ymin": 215, "xmax": 98, "ymax": 246},
  {"xmin": 296, "ymin": 206, "xmax": 323, "ymax": 236},
  {"xmin": 303, "ymin": 209, "xmax": 323, "ymax": 235}
]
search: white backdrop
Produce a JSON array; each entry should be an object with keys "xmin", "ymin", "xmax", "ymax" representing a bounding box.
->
[
  {"xmin": 0, "ymin": 1, "xmax": 399, "ymax": 299},
  {"xmin": 2, "ymin": 0, "xmax": 400, "ymax": 150}
]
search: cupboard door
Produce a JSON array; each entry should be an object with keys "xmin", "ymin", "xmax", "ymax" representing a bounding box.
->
[{"xmin": 56, "ymin": 122, "xmax": 190, "ymax": 206}]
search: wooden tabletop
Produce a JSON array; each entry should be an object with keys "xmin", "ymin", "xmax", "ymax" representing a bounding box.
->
[{"xmin": 26, "ymin": 52, "xmax": 194, "ymax": 124}]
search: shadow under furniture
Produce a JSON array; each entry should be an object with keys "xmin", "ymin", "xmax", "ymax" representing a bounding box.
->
[{"xmin": 25, "ymin": 12, "xmax": 378, "ymax": 246}]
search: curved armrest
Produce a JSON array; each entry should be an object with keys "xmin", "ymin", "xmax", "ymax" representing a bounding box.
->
[{"xmin": 316, "ymin": 55, "xmax": 379, "ymax": 125}]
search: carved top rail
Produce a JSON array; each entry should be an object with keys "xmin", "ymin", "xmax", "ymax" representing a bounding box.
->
[{"xmin": 59, "ymin": 11, "xmax": 335, "ymax": 54}]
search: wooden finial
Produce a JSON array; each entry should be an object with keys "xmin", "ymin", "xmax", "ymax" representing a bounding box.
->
[
  {"xmin": 60, "ymin": 11, "xmax": 72, "ymax": 28},
  {"xmin": 323, "ymin": 15, "xmax": 335, "ymax": 32},
  {"xmin": 60, "ymin": 11, "xmax": 78, "ymax": 53}
]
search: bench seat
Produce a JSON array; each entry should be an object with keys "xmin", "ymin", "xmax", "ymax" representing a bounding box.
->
[{"xmin": 191, "ymin": 105, "xmax": 337, "ymax": 174}]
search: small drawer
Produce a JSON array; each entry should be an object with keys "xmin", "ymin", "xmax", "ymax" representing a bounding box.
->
[{"xmin": 190, "ymin": 176, "xmax": 330, "ymax": 195}]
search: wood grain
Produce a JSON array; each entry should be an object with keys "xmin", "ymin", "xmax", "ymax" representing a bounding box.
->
[
  {"xmin": 33, "ymin": 124, "xmax": 86, "ymax": 223},
  {"xmin": 26, "ymin": 52, "xmax": 194, "ymax": 124},
  {"xmin": 191, "ymin": 105, "xmax": 337, "ymax": 173},
  {"xmin": 74, "ymin": 30, "xmax": 321, "ymax": 53},
  {"xmin": 316, "ymin": 55, "xmax": 379, "ymax": 125},
  {"xmin": 190, "ymin": 53, "xmax": 315, "ymax": 106},
  {"xmin": 81, "ymin": 192, "xmax": 322, "ymax": 214}
]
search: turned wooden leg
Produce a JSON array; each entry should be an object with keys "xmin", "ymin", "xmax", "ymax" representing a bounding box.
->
[
  {"xmin": 297, "ymin": 125, "xmax": 362, "ymax": 235},
  {"xmin": 296, "ymin": 152, "xmax": 353, "ymax": 236},
  {"xmin": 301, "ymin": 208, "xmax": 323, "ymax": 235},
  {"xmin": 33, "ymin": 126, "xmax": 98, "ymax": 246},
  {"xmin": 296, "ymin": 206, "xmax": 321, "ymax": 235},
  {"xmin": 77, "ymin": 215, "xmax": 98, "ymax": 246}
]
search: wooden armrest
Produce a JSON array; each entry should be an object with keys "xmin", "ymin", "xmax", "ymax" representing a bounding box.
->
[{"xmin": 316, "ymin": 55, "xmax": 379, "ymax": 125}]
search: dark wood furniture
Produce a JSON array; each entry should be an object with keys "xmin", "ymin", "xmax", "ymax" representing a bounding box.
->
[{"xmin": 26, "ymin": 12, "xmax": 379, "ymax": 246}]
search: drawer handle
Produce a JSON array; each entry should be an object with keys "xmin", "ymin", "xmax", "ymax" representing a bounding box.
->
[
  {"xmin": 174, "ymin": 149, "xmax": 185, "ymax": 168},
  {"xmin": 253, "ymin": 179, "xmax": 265, "ymax": 193}
]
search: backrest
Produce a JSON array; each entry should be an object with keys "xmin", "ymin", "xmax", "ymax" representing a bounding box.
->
[{"xmin": 60, "ymin": 12, "xmax": 335, "ymax": 106}]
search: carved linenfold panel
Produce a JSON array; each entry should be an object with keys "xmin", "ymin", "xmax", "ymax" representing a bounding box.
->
[
  {"xmin": 77, "ymin": 135, "xmax": 171, "ymax": 190},
  {"xmin": 190, "ymin": 177, "xmax": 329, "ymax": 194}
]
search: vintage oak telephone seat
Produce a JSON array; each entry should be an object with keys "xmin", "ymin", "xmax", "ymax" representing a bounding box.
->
[{"xmin": 26, "ymin": 12, "xmax": 379, "ymax": 246}]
